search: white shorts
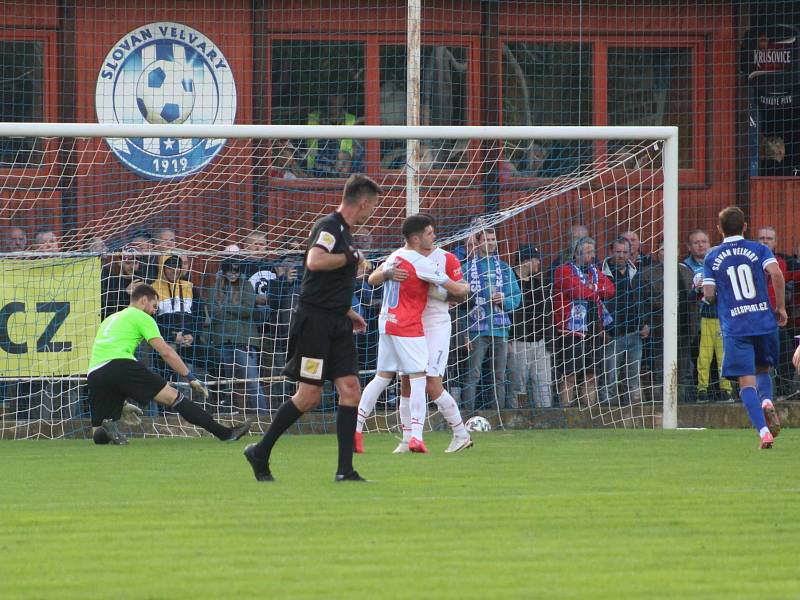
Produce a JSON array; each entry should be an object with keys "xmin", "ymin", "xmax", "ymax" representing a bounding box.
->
[
  {"xmin": 376, "ymin": 334, "xmax": 428, "ymax": 375},
  {"xmin": 424, "ymin": 322, "xmax": 452, "ymax": 378}
]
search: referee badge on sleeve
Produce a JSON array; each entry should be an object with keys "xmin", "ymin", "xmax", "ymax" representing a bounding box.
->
[
  {"xmin": 316, "ymin": 231, "xmax": 337, "ymax": 252},
  {"xmin": 300, "ymin": 356, "xmax": 323, "ymax": 380}
]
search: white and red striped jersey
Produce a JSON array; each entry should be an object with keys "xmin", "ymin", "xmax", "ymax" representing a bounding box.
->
[
  {"xmin": 422, "ymin": 247, "xmax": 463, "ymax": 328},
  {"xmin": 379, "ymin": 248, "xmax": 449, "ymax": 337}
]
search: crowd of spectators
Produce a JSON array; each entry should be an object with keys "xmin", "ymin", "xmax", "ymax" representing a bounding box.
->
[
  {"xmin": 264, "ymin": 94, "xmax": 541, "ymax": 179},
  {"xmin": 449, "ymin": 222, "xmax": 800, "ymax": 410},
  {"xmin": 4, "ymin": 218, "xmax": 800, "ymax": 416}
]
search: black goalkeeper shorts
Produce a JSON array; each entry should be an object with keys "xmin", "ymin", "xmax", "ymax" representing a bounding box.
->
[
  {"xmin": 87, "ymin": 359, "xmax": 167, "ymax": 426},
  {"xmin": 283, "ymin": 306, "xmax": 358, "ymax": 386}
]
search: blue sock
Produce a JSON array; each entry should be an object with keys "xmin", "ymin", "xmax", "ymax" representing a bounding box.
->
[
  {"xmin": 740, "ymin": 386, "xmax": 767, "ymax": 432},
  {"xmin": 756, "ymin": 372, "xmax": 773, "ymax": 404}
]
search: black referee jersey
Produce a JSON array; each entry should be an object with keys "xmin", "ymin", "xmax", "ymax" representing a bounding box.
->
[{"xmin": 298, "ymin": 211, "xmax": 358, "ymax": 314}]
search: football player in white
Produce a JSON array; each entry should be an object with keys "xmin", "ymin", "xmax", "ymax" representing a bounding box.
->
[{"xmin": 356, "ymin": 221, "xmax": 471, "ymax": 454}]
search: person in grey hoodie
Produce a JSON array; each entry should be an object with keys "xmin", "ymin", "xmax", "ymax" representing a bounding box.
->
[{"xmin": 208, "ymin": 259, "xmax": 269, "ymax": 413}]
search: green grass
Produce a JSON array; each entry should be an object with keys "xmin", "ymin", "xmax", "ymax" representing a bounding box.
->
[{"xmin": 1, "ymin": 429, "xmax": 799, "ymax": 599}]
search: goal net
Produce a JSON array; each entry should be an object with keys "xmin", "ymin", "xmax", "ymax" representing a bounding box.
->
[{"xmin": 0, "ymin": 124, "xmax": 677, "ymax": 439}]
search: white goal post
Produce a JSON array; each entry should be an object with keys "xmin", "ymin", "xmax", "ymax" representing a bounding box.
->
[{"xmin": 0, "ymin": 122, "xmax": 678, "ymax": 431}]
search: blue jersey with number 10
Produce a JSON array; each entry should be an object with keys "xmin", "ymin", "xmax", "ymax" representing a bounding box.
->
[{"xmin": 702, "ymin": 236, "xmax": 778, "ymax": 337}]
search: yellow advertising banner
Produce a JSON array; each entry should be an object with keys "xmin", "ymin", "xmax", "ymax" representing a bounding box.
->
[{"xmin": 0, "ymin": 258, "xmax": 101, "ymax": 377}]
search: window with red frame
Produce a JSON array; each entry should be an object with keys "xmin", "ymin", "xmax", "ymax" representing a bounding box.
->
[
  {"xmin": 0, "ymin": 40, "xmax": 44, "ymax": 166},
  {"xmin": 270, "ymin": 40, "xmax": 365, "ymax": 178},
  {"xmin": 502, "ymin": 40, "xmax": 700, "ymax": 176},
  {"xmin": 502, "ymin": 42, "xmax": 593, "ymax": 177},
  {"xmin": 607, "ymin": 46, "xmax": 695, "ymax": 170}
]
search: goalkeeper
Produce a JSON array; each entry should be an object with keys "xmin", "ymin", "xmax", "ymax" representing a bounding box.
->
[{"xmin": 88, "ymin": 284, "xmax": 252, "ymax": 445}]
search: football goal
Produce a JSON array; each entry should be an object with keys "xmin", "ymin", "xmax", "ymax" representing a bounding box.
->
[{"xmin": 0, "ymin": 123, "xmax": 678, "ymax": 439}]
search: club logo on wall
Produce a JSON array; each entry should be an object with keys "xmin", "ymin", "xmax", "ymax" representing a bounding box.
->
[
  {"xmin": 741, "ymin": 24, "xmax": 800, "ymax": 108},
  {"xmin": 95, "ymin": 22, "xmax": 237, "ymax": 179}
]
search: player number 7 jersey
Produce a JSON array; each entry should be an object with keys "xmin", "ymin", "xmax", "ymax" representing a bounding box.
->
[{"xmin": 422, "ymin": 247, "xmax": 463, "ymax": 328}]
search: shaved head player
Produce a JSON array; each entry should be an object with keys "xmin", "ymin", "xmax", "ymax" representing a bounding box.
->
[{"xmin": 244, "ymin": 174, "xmax": 381, "ymax": 482}]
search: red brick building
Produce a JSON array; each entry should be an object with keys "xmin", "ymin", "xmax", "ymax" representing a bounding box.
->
[{"xmin": 1, "ymin": 1, "xmax": 798, "ymax": 255}]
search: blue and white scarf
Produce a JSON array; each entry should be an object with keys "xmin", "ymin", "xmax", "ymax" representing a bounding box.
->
[
  {"xmin": 467, "ymin": 256, "xmax": 511, "ymax": 332},
  {"xmin": 565, "ymin": 263, "xmax": 613, "ymax": 334}
]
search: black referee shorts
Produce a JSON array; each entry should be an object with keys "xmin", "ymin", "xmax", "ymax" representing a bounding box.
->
[
  {"xmin": 283, "ymin": 306, "xmax": 358, "ymax": 386},
  {"xmin": 87, "ymin": 359, "xmax": 168, "ymax": 426}
]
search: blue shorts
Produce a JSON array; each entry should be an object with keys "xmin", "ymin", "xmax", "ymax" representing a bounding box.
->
[{"xmin": 721, "ymin": 331, "xmax": 779, "ymax": 379}]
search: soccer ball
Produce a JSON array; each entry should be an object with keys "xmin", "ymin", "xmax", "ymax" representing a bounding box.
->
[
  {"xmin": 464, "ymin": 416, "xmax": 491, "ymax": 432},
  {"xmin": 136, "ymin": 59, "xmax": 195, "ymax": 124}
]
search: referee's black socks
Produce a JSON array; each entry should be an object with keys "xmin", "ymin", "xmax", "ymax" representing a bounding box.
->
[
  {"xmin": 172, "ymin": 393, "xmax": 231, "ymax": 440},
  {"xmin": 336, "ymin": 405, "xmax": 358, "ymax": 476},
  {"xmin": 253, "ymin": 399, "xmax": 303, "ymax": 460}
]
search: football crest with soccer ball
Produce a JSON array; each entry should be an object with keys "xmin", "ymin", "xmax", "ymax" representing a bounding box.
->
[
  {"xmin": 96, "ymin": 22, "xmax": 238, "ymax": 179},
  {"xmin": 136, "ymin": 59, "xmax": 196, "ymax": 124},
  {"xmin": 464, "ymin": 416, "xmax": 491, "ymax": 432}
]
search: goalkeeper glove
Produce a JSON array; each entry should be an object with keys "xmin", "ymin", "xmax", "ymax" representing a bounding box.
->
[
  {"xmin": 186, "ymin": 371, "xmax": 209, "ymax": 400},
  {"xmin": 121, "ymin": 402, "xmax": 143, "ymax": 427}
]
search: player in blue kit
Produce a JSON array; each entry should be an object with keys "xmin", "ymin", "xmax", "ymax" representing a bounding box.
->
[{"xmin": 702, "ymin": 207, "xmax": 787, "ymax": 449}]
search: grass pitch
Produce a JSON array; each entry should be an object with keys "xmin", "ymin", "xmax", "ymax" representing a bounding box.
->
[{"xmin": 1, "ymin": 429, "xmax": 799, "ymax": 599}]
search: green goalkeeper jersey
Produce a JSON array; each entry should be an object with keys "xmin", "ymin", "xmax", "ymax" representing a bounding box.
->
[{"xmin": 89, "ymin": 306, "xmax": 162, "ymax": 370}]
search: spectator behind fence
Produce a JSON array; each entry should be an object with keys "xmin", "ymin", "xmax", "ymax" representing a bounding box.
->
[
  {"xmin": 461, "ymin": 228, "xmax": 521, "ymax": 411},
  {"xmin": 333, "ymin": 150, "xmax": 353, "ymax": 177},
  {"xmin": 273, "ymin": 234, "xmax": 304, "ymax": 313},
  {"xmin": 152, "ymin": 227, "xmax": 176, "ymax": 253},
  {"xmin": 352, "ymin": 230, "xmax": 382, "ymax": 370},
  {"xmin": 600, "ymin": 237, "xmax": 650, "ymax": 406},
  {"xmin": 270, "ymin": 140, "xmax": 307, "ymax": 179},
  {"xmin": 684, "ymin": 229, "xmax": 733, "ymax": 403},
  {"xmin": 208, "ymin": 259, "xmax": 269, "ymax": 413},
  {"xmin": 3, "ymin": 226, "xmax": 27, "ymax": 252},
  {"xmin": 101, "ymin": 250, "xmax": 146, "ymax": 319},
  {"xmin": 757, "ymin": 226, "xmax": 800, "ymax": 396},
  {"xmin": 237, "ymin": 230, "xmax": 285, "ymax": 375},
  {"xmin": 681, "ymin": 229, "xmax": 709, "ymax": 401},
  {"xmin": 640, "ymin": 240, "xmax": 664, "ymax": 389},
  {"xmin": 678, "ymin": 255, "xmax": 699, "ymax": 402},
  {"xmin": 239, "ymin": 231, "xmax": 279, "ymax": 310},
  {"xmin": 151, "ymin": 255, "xmax": 201, "ymax": 369},
  {"xmin": 550, "ymin": 223, "xmax": 590, "ymax": 282},
  {"xmin": 552, "ymin": 236, "xmax": 614, "ymax": 408},
  {"xmin": 124, "ymin": 230, "xmax": 153, "ymax": 252},
  {"xmin": 352, "ymin": 258, "xmax": 378, "ymax": 372},
  {"xmin": 508, "ymin": 245, "xmax": 554, "ymax": 408},
  {"xmin": 144, "ymin": 226, "xmax": 189, "ymax": 282},
  {"xmin": 351, "ymin": 258, "xmax": 376, "ymax": 318},
  {"xmin": 621, "ymin": 229, "xmax": 652, "ymax": 269},
  {"xmin": 31, "ymin": 229, "xmax": 60, "ymax": 253},
  {"xmin": 305, "ymin": 93, "xmax": 363, "ymax": 177},
  {"xmin": 87, "ymin": 236, "xmax": 109, "ymax": 254},
  {"xmin": 505, "ymin": 141, "xmax": 548, "ymax": 177}
]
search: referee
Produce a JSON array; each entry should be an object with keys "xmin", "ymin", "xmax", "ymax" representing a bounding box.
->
[
  {"xmin": 244, "ymin": 174, "xmax": 381, "ymax": 482},
  {"xmin": 88, "ymin": 284, "xmax": 252, "ymax": 445}
]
